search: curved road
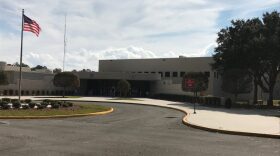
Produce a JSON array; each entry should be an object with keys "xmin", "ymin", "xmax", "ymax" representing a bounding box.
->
[{"xmin": 0, "ymin": 102, "xmax": 279, "ymax": 156}]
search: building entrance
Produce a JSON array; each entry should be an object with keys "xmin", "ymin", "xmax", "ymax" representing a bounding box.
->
[{"xmin": 79, "ymin": 79, "xmax": 151, "ymax": 97}]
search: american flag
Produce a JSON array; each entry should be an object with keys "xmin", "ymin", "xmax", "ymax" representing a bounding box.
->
[{"xmin": 23, "ymin": 14, "xmax": 41, "ymax": 37}]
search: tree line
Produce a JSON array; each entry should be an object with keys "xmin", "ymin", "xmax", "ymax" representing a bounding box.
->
[{"xmin": 212, "ymin": 11, "xmax": 280, "ymax": 106}]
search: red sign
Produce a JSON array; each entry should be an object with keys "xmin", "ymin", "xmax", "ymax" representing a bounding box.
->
[{"xmin": 185, "ymin": 79, "xmax": 195, "ymax": 89}]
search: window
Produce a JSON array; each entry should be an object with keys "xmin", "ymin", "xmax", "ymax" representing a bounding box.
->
[
  {"xmin": 151, "ymin": 72, "xmax": 156, "ymax": 74},
  {"xmin": 180, "ymin": 72, "xmax": 185, "ymax": 77},
  {"xmin": 9, "ymin": 90, "xmax": 13, "ymax": 95},
  {"xmin": 172, "ymin": 72, "xmax": 178, "ymax": 77},
  {"xmin": 165, "ymin": 72, "xmax": 170, "ymax": 77},
  {"xmin": 144, "ymin": 72, "xmax": 149, "ymax": 73},
  {"xmin": 158, "ymin": 72, "xmax": 163, "ymax": 77}
]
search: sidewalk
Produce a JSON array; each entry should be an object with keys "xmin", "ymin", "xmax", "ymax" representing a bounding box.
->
[{"xmin": 4, "ymin": 96, "xmax": 280, "ymax": 138}]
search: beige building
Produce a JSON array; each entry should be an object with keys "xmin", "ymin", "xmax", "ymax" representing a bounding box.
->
[
  {"xmin": 75, "ymin": 57, "xmax": 221, "ymax": 97},
  {"xmin": 0, "ymin": 57, "xmax": 279, "ymax": 101},
  {"xmin": 0, "ymin": 61, "xmax": 67, "ymax": 96},
  {"xmin": 98, "ymin": 56, "xmax": 217, "ymax": 96},
  {"xmin": 79, "ymin": 56, "xmax": 280, "ymax": 102}
]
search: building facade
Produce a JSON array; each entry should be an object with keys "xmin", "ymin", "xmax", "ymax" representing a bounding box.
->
[
  {"xmin": 0, "ymin": 57, "xmax": 279, "ymax": 102},
  {"xmin": 75, "ymin": 57, "xmax": 220, "ymax": 97},
  {"xmin": 0, "ymin": 62, "xmax": 67, "ymax": 96},
  {"xmin": 78, "ymin": 56, "xmax": 280, "ymax": 102}
]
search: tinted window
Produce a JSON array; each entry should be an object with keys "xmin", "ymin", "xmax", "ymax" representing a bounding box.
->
[{"xmin": 165, "ymin": 72, "xmax": 170, "ymax": 77}]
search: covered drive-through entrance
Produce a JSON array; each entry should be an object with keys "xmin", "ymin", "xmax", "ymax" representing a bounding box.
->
[
  {"xmin": 79, "ymin": 79, "xmax": 151, "ymax": 97},
  {"xmin": 75, "ymin": 72, "xmax": 160, "ymax": 97}
]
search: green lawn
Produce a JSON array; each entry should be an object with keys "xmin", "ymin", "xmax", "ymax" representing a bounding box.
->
[
  {"xmin": 108, "ymin": 97, "xmax": 143, "ymax": 101},
  {"xmin": 0, "ymin": 104, "xmax": 110, "ymax": 117},
  {"xmin": 34, "ymin": 96, "xmax": 81, "ymax": 98}
]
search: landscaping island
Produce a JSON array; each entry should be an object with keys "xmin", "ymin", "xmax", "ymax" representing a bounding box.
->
[{"xmin": 0, "ymin": 98, "xmax": 112, "ymax": 118}]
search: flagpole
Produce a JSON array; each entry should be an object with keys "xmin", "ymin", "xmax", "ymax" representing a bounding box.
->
[
  {"xmin": 63, "ymin": 14, "xmax": 67, "ymax": 72},
  {"xmin": 18, "ymin": 9, "xmax": 24, "ymax": 101}
]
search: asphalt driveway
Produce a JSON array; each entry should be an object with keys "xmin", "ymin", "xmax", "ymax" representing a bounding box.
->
[{"xmin": 0, "ymin": 102, "xmax": 279, "ymax": 156}]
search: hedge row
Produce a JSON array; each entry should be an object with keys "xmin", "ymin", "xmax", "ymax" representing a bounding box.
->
[
  {"xmin": 153, "ymin": 94, "xmax": 221, "ymax": 107},
  {"xmin": 0, "ymin": 98, "xmax": 73, "ymax": 110}
]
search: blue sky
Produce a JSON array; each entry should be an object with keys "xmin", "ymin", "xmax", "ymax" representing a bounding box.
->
[{"xmin": 0, "ymin": 0, "xmax": 279, "ymax": 71}]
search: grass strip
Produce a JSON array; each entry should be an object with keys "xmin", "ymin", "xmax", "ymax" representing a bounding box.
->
[{"xmin": 0, "ymin": 104, "xmax": 110, "ymax": 117}]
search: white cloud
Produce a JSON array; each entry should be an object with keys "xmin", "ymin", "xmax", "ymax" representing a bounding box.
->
[
  {"xmin": 0, "ymin": 0, "xmax": 279, "ymax": 71},
  {"xmin": 202, "ymin": 43, "xmax": 217, "ymax": 57},
  {"xmin": 64, "ymin": 46, "xmax": 158, "ymax": 71}
]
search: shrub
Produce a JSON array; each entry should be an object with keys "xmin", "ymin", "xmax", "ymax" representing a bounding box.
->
[
  {"xmin": 29, "ymin": 102, "xmax": 36, "ymax": 108},
  {"xmin": 62, "ymin": 102, "xmax": 68, "ymax": 107},
  {"xmin": 13, "ymin": 102, "xmax": 21, "ymax": 109},
  {"xmin": 205, "ymin": 97, "xmax": 221, "ymax": 107},
  {"xmin": 1, "ymin": 103, "xmax": 10, "ymax": 109},
  {"xmin": 225, "ymin": 98, "xmax": 232, "ymax": 109},
  {"xmin": 0, "ymin": 101, "xmax": 8, "ymax": 108},
  {"xmin": 53, "ymin": 72, "xmax": 80, "ymax": 97},
  {"xmin": 52, "ymin": 103, "xmax": 60, "ymax": 109},
  {"xmin": 11, "ymin": 99, "xmax": 19, "ymax": 103},
  {"xmin": 67, "ymin": 102, "xmax": 73, "ymax": 107},
  {"xmin": 2, "ymin": 98, "xmax": 11, "ymax": 103},
  {"xmin": 117, "ymin": 79, "xmax": 131, "ymax": 97},
  {"xmin": 24, "ymin": 99, "xmax": 32, "ymax": 103},
  {"xmin": 37, "ymin": 104, "xmax": 45, "ymax": 109},
  {"xmin": 50, "ymin": 101, "xmax": 60, "ymax": 107},
  {"xmin": 153, "ymin": 93, "xmax": 221, "ymax": 107},
  {"xmin": 22, "ymin": 105, "xmax": 29, "ymax": 109},
  {"xmin": 43, "ymin": 99, "xmax": 52, "ymax": 103},
  {"xmin": 41, "ymin": 102, "xmax": 49, "ymax": 107}
]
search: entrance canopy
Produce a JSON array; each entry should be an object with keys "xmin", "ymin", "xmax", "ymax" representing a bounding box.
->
[{"xmin": 76, "ymin": 71, "xmax": 161, "ymax": 81}]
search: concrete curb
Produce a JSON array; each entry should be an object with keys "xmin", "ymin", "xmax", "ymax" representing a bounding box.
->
[
  {"xmin": 0, "ymin": 107, "xmax": 114, "ymax": 119},
  {"xmin": 54, "ymin": 99, "xmax": 280, "ymax": 139}
]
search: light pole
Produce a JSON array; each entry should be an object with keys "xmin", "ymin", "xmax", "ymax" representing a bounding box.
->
[{"xmin": 193, "ymin": 91, "xmax": 197, "ymax": 114}]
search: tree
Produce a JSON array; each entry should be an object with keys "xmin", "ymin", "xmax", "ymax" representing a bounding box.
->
[
  {"xmin": 213, "ymin": 18, "xmax": 263, "ymax": 104},
  {"xmin": 257, "ymin": 11, "xmax": 280, "ymax": 106},
  {"xmin": 53, "ymin": 72, "xmax": 80, "ymax": 97},
  {"xmin": 31, "ymin": 65, "xmax": 48, "ymax": 71},
  {"xmin": 80, "ymin": 69, "xmax": 92, "ymax": 72},
  {"xmin": 117, "ymin": 79, "xmax": 131, "ymax": 97},
  {"xmin": 182, "ymin": 72, "xmax": 209, "ymax": 98},
  {"xmin": 13, "ymin": 62, "xmax": 29, "ymax": 67},
  {"xmin": 53, "ymin": 68, "xmax": 62, "ymax": 74},
  {"xmin": 221, "ymin": 69, "xmax": 252, "ymax": 101},
  {"xmin": 212, "ymin": 11, "xmax": 280, "ymax": 106}
]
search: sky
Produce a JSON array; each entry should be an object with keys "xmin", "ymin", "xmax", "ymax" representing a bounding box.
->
[{"xmin": 0, "ymin": 0, "xmax": 279, "ymax": 71}]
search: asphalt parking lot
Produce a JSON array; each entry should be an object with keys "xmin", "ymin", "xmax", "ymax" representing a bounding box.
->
[{"xmin": 0, "ymin": 102, "xmax": 279, "ymax": 156}]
